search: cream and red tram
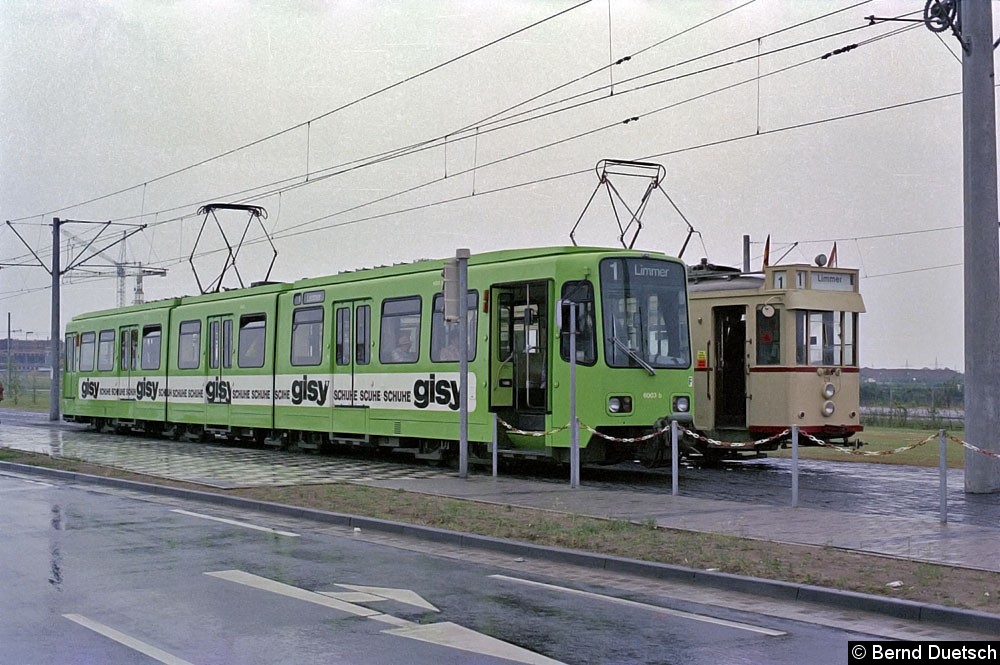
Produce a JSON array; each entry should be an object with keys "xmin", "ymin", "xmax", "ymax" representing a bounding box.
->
[{"xmin": 686, "ymin": 260, "xmax": 864, "ymax": 460}]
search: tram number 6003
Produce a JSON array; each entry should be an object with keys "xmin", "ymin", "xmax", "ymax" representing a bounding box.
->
[{"xmin": 642, "ymin": 392, "xmax": 662, "ymax": 399}]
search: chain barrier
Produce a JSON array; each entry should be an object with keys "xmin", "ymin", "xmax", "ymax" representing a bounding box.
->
[
  {"xmin": 498, "ymin": 415, "xmax": 1000, "ymax": 461},
  {"xmin": 494, "ymin": 414, "xmax": 568, "ymax": 438},
  {"xmin": 800, "ymin": 430, "xmax": 937, "ymax": 456},
  {"xmin": 680, "ymin": 426, "xmax": 789, "ymax": 450},
  {"xmin": 947, "ymin": 434, "xmax": 1000, "ymax": 460},
  {"xmin": 579, "ymin": 420, "xmax": 673, "ymax": 444}
]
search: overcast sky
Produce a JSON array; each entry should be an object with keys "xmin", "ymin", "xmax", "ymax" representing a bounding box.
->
[{"xmin": 1, "ymin": 0, "xmax": 994, "ymax": 370}]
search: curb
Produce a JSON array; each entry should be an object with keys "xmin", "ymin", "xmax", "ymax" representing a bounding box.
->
[{"xmin": 3, "ymin": 460, "xmax": 998, "ymax": 635}]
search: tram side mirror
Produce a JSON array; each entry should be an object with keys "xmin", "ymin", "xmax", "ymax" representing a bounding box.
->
[{"xmin": 761, "ymin": 304, "xmax": 775, "ymax": 318}]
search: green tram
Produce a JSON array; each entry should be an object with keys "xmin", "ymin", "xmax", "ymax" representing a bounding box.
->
[{"xmin": 62, "ymin": 247, "xmax": 694, "ymax": 465}]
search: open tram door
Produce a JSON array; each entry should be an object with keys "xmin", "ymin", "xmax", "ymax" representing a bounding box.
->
[
  {"xmin": 331, "ymin": 299, "xmax": 372, "ymax": 438},
  {"xmin": 489, "ymin": 281, "xmax": 550, "ymax": 432},
  {"xmin": 713, "ymin": 305, "xmax": 747, "ymax": 429}
]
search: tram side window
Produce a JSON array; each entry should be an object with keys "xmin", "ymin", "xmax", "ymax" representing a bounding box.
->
[
  {"xmin": 209, "ymin": 320, "xmax": 232, "ymax": 370},
  {"xmin": 142, "ymin": 326, "xmax": 161, "ymax": 371},
  {"xmin": 497, "ymin": 293, "xmax": 512, "ymax": 360},
  {"xmin": 841, "ymin": 311, "xmax": 856, "ymax": 366},
  {"xmin": 431, "ymin": 291, "xmax": 478, "ymax": 362},
  {"xmin": 238, "ymin": 315, "xmax": 266, "ymax": 369},
  {"xmin": 559, "ymin": 281, "xmax": 596, "ymax": 365},
  {"xmin": 79, "ymin": 332, "xmax": 96, "ymax": 371},
  {"xmin": 756, "ymin": 306, "xmax": 781, "ymax": 365},
  {"xmin": 223, "ymin": 320, "xmax": 232, "ymax": 369},
  {"xmin": 380, "ymin": 296, "xmax": 421, "ymax": 364},
  {"xmin": 178, "ymin": 320, "xmax": 201, "ymax": 370},
  {"xmin": 291, "ymin": 307, "xmax": 324, "ymax": 366},
  {"xmin": 335, "ymin": 307, "xmax": 350, "ymax": 366},
  {"xmin": 65, "ymin": 334, "xmax": 77, "ymax": 372},
  {"xmin": 356, "ymin": 305, "xmax": 370, "ymax": 365},
  {"xmin": 796, "ymin": 310, "xmax": 855, "ymax": 366},
  {"xmin": 120, "ymin": 328, "xmax": 138, "ymax": 371},
  {"xmin": 97, "ymin": 329, "xmax": 115, "ymax": 371}
]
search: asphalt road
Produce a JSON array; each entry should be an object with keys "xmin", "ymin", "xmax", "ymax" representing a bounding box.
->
[{"xmin": 2, "ymin": 469, "xmax": 889, "ymax": 665}]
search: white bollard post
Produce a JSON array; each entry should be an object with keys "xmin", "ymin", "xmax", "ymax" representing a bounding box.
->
[
  {"xmin": 671, "ymin": 420, "xmax": 679, "ymax": 496},
  {"xmin": 939, "ymin": 429, "xmax": 948, "ymax": 524},
  {"xmin": 569, "ymin": 305, "xmax": 580, "ymax": 489},
  {"xmin": 791, "ymin": 425, "xmax": 799, "ymax": 507},
  {"xmin": 492, "ymin": 412, "xmax": 499, "ymax": 479}
]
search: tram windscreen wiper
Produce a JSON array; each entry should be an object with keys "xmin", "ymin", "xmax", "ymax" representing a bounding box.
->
[{"xmin": 610, "ymin": 335, "xmax": 656, "ymax": 376}]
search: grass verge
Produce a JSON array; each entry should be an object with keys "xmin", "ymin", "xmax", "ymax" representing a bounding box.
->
[{"xmin": 770, "ymin": 425, "xmax": 967, "ymax": 468}]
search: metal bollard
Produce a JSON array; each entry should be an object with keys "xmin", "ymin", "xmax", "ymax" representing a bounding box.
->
[
  {"xmin": 492, "ymin": 412, "xmax": 498, "ymax": 479},
  {"xmin": 791, "ymin": 424, "xmax": 799, "ymax": 507},
  {"xmin": 939, "ymin": 429, "xmax": 947, "ymax": 524},
  {"xmin": 671, "ymin": 420, "xmax": 679, "ymax": 496}
]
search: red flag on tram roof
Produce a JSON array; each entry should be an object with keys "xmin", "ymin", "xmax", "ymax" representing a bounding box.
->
[{"xmin": 829, "ymin": 242, "xmax": 838, "ymax": 267}]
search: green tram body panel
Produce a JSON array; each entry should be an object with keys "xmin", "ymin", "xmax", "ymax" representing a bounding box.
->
[
  {"xmin": 64, "ymin": 299, "xmax": 179, "ymax": 424},
  {"xmin": 62, "ymin": 247, "xmax": 695, "ymax": 461}
]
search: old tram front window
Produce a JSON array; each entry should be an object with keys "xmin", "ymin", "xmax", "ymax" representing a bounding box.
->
[{"xmin": 795, "ymin": 310, "xmax": 857, "ymax": 366}]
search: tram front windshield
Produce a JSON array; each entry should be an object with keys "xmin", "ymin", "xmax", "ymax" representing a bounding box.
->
[{"xmin": 599, "ymin": 257, "xmax": 690, "ymax": 371}]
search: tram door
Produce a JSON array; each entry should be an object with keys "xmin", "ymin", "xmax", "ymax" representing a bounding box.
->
[
  {"xmin": 713, "ymin": 306, "xmax": 747, "ymax": 428},
  {"xmin": 332, "ymin": 300, "xmax": 371, "ymax": 435},
  {"xmin": 206, "ymin": 314, "xmax": 234, "ymax": 425},
  {"xmin": 63, "ymin": 333, "xmax": 78, "ymax": 400},
  {"xmin": 490, "ymin": 282, "xmax": 549, "ymax": 413},
  {"xmin": 119, "ymin": 326, "xmax": 139, "ymax": 402}
]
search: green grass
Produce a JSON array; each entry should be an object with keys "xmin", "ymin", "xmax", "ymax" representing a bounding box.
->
[
  {"xmin": 2, "ymin": 371, "xmax": 52, "ymax": 413},
  {"xmin": 770, "ymin": 425, "xmax": 967, "ymax": 468}
]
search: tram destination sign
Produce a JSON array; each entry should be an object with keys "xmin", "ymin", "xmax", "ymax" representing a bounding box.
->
[{"xmin": 811, "ymin": 271, "xmax": 854, "ymax": 292}]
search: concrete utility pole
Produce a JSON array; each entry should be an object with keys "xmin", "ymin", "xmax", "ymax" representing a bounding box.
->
[
  {"xmin": 5, "ymin": 217, "xmax": 149, "ymax": 422},
  {"xmin": 960, "ymin": 1, "xmax": 1000, "ymax": 493},
  {"xmin": 50, "ymin": 218, "xmax": 61, "ymax": 422}
]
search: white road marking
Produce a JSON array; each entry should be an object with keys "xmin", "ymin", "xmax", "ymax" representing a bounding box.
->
[
  {"xmin": 383, "ymin": 622, "xmax": 566, "ymax": 665},
  {"xmin": 332, "ymin": 584, "xmax": 440, "ymax": 612},
  {"xmin": 63, "ymin": 614, "xmax": 196, "ymax": 665},
  {"xmin": 0, "ymin": 473, "xmax": 54, "ymax": 489},
  {"xmin": 490, "ymin": 574, "xmax": 787, "ymax": 637},
  {"xmin": 209, "ymin": 570, "xmax": 564, "ymax": 663},
  {"xmin": 171, "ymin": 509, "xmax": 299, "ymax": 537},
  {"xmin": 320, "ymin": 591, "xmax": 387, "ymax": 604},
  {"xmin": 369, "ymin": 613, "xmax": 416, "ymax": 628},
  {"xmin": 205, "ymin": 570, "xmax": 378, "ymax": 617}
]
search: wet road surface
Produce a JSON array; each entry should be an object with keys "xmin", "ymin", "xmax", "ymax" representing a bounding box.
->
[{"xmin": 3, "ymin": 470, "xmax": 923, "ymax": 665}]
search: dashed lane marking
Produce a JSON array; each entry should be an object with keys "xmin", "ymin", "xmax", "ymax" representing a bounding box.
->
[
  {"xmin": 63, "ymin": 614, "xmax": 196, "ymax": 665},
  {"xmin": 170, "ymin": 509, "xmax": 300, "ymax": 537},
  {"xmin": 490, "ymin": 574, "xmax": 787, "ymax": 636},
  {"xmin": 0, "ymin": 474, "xmax": 54, "ymax": 490}
]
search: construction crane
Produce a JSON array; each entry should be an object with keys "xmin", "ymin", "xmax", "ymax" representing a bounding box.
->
[{"xmin": 64, "ymin": 230, "xmax": 167, "ymax": 307}]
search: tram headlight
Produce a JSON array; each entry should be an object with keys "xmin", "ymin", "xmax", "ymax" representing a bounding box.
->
[
  {"xmin": 822, "ymin": 401, "xmax": 836, "ymax": 417},
  {"xmin": 673, "ymin": 396, "xmax": 690, "ymax": 413},
  {"xmin": 608, "ymin": 396, "xmax": 632, "ymax": 414},
  {"xmin": 822, "ymin": 382, "xmax": 836, "ymax": 399}
]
